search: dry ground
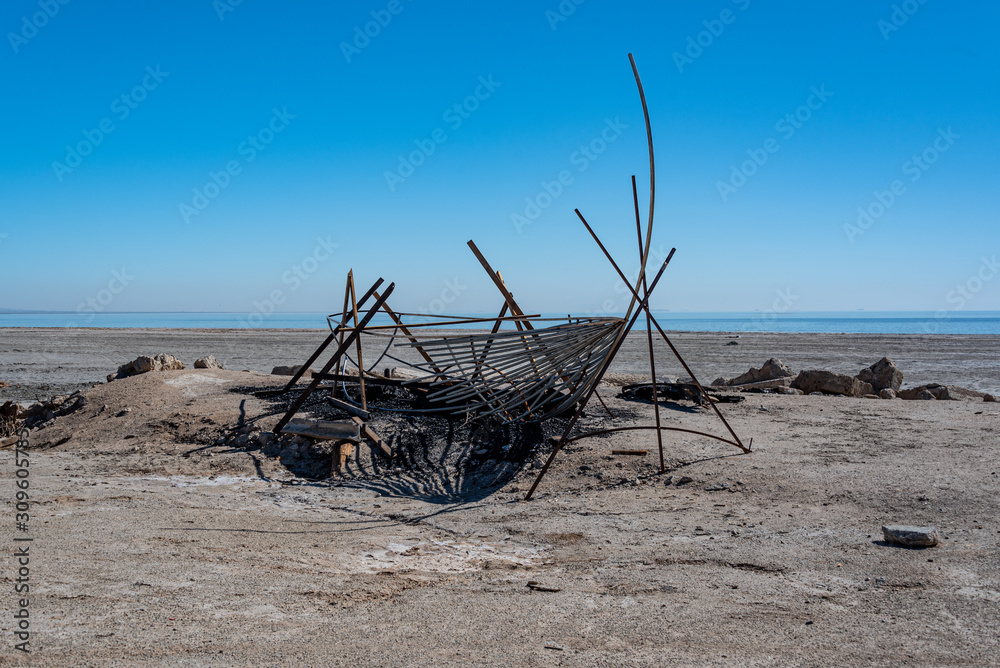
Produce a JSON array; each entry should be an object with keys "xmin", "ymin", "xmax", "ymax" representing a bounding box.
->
[
  {"xmin": 0, "ymin": 367, "xmax": 996, "ymax": 665},
  {"xmin": 0, "ymin": 330, "xmax": 998, "ymax": 666}
]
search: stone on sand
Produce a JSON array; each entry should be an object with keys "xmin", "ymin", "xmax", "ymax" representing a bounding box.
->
[
  {"xmin": 107, "ymin": 354, "xmax": 185, "ymax": 382},
  {"xmin": 898, "ymin": 384, "xmax": 987, "ymax": 401},
  {"xmin": 857, "ymin": 357, "xmax": 904, "ymax": 393},
  {"xmin": 194, "ymin": 355, "xmax": 224, "ymax": 369},
  {"xmin": 728, "ymin": 358, "xmax": 794, "ymax": 386},
  {"xmin": 879, "ymin": 388, "xmax": 897, "ymax": 400},
  {"xmin": 792, "ymin": 370, "xmax": 873, "ymax": 397},
  {"xmin": 882, "ymin": 525, "xmax": 939, "ymax": 547}
]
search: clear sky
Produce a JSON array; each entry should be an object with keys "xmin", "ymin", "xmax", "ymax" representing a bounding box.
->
[{"xmin": 1, "ymin": 0, "xmax": 998, "ymax": 318}]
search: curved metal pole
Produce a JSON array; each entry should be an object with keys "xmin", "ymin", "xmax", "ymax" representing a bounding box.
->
[
  {"xmin": 624, "ymin": 53, "xmax": 655, "ymax": 321},
  {"xmin": 561, "ymin": 425, "xmax": 747, "ymax": 450}
]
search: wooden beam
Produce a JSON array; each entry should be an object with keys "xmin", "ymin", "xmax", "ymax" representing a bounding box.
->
[
  {"xmin": 467, "ymin": 240, "xmax": 534, "ymax": 330},
  {"xmin": 274, "ymin": 282, "xmax": 394, "ymax": 433},
  {"xmin": 348, "ymin": 272, "xmax": 368, "ymax": 411},
  {"xmin": 350, "ymin": 417, "xmax": 392, "ymax": 457},
  {"xmin": 327, "ymin": 396, "xmax": 370, "ymax": 420}
]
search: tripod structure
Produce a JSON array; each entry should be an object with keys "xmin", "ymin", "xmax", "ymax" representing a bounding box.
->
[{"xmin": 268, "ymin": 54, "xmax": 750, "ymax": 497}]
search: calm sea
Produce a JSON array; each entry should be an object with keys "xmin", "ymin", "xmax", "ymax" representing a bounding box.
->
[{"xmin": 1, "ymin": 311, "xmax": 999, "ymax": 335}]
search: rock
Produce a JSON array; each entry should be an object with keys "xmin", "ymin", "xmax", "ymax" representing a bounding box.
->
[
  {"xmin": 775, "ymin": 387, "xmax": 804, "ymax": 395},
  {"xmin": 882, "ymin": 525, "xmax": 939, "ymax": 548},
  {"xmin": 863, "ymin": 394, "xmax": 880, "ymax": 399},
  {"xmin": 705, "ymin": 483, "xmax": 730, "ymax": 491},
  {"xmin": 915, "ymin": 389, "xmax": 936, "ymax": 400},
  {"xmin": 792, "ymin": 370, "xmax": 874, "ymax": 397},
  {"xmin": 899, "ymin": 384, "xmax": 986, "ymax": 401},
  {"xmin": 675, "ymin": 476, "xmax": 694, "ymax": 485},
  {"xmin": 194, "ymin": 355, "xmax": 223, "ymax": 369},
  {"xmin": 271, "ymin": 365, "xmax": 315, "ymax": 378},
  {"xmin": 857, "ymin": 358, "xmax": 904, "ymax": 393},
  {"xmin": 726, "ymin": 340, "xmax": 739, "ymax": 346},
  {"xmin": 107, "ymin": 354, "xmax": 185, "ymax": 382},
  {"xmin": 728, "ymin": 358, "xmax": 794, "ymax": 386},
  {"xmin": 879, "ymin": 388, "xmax": 897, "ymax": 400},
  {"xmin": 731, "ymin": 377, "xmax": 793, "ymax": 391},
  {"xmin": 808, "ymin": 391, "xmax": 823, "ymax": 396},
  {"xmin": 985, "ymin": 394, "xmax": 999, "ymax": 403},
  {"xmin": 711, "ymin": 377, "xmax": 731, "ymax": 387}
]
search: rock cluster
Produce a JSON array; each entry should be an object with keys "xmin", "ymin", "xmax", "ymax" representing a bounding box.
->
[
  {"xmin": 107, "ymin": 354, "xmax": 185, "ymax": 382},
  {"xmin": 712, "ymin": 355, "xmax": 996, "ymax": 401},
  {"xmin": 2, "ymin": 391, "xmax": 87, "ymax": 431}
]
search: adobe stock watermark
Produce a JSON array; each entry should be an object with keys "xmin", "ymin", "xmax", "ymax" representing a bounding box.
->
[
  {"xmin": 7, "ymin": 0, "xmax": 71, "ymax": 54},
  {"xmin": 384, "ymin": 75, "xmax": 501, "ymax": 192},
  {"xmin": 878, "ymin": 0, "xmax": 929, "ymax": 40},
  {"xmin": 341, "ymin": 0, "xmax": 414, "ymax": 63},
  {"xmin": 52, "ymin": 66, "xmax": 169, "ymax": 182},
  {"xmin": 672, "ymin": 0, "xmax": 751, "ymax": 73},
  {"xmin": 580, "ymin": 246, "xmax": 671, "ymax": 317},
  {"xmin": 417, "ymin": 277, "xmax": 468, "ymax": 315},
  {"xmin": 238, "ymin": 236, "xmax": 339, "ymax": 327},
  {"xmin": 11, "ymin": 428, "xmax": 33, "ymax": 654},
  {"xmin": 716, "ymin": 84, "xmax": 833, "ymax": 202},
  {"xmin": 179, "ymin": 107, "xmax": 295, "ymax": 223},
  {"xmin": 920, "ymin": 254, "xmax": 996, "ymax": 334},
  {"xmin": 71, "ymin": 268, "xmax": 134, "ymax": 325},
  {"xmin": 744, "ymin": 287, "xmax": 800, "ymax": 332},
  {"xmin": 843, "ymin": 126, "xmax": 958, "ymax": 244},
  {"xmin": 213, "ymin": 0, "xmax": 244, "ymax": 21},
  {"xmin": 545, "ymin": 0, "xmax": 585, "ymax": 30},
  {"xmin": 511, "ymin": 117, "xmax": 628, "ymax": 233}
]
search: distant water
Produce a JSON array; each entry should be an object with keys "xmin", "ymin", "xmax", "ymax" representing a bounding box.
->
[{"xmin": 2, "ymin": 311, "xmax": 999, "ymax": 335}]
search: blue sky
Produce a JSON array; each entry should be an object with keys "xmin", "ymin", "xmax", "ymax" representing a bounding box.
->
[{"xmin": 1, "ymin": 0, "xmax": 998, "ymax": 318}]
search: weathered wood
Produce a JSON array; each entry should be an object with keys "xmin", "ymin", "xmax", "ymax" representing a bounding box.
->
[
  {"xmin": 274, "ymin": 282, "xmax": 394, "ymax": 433},
  {"xmin": 283, "ymin": 418, "xmax": 360, "ymax": 442},
  {"xmin": 332, "ymin": 440, "xmax": 355, "ymax": 475},
  {"xmin": 467, "ymin": 240, "xmax": 534, "ymax": 331},
  {"xmin": 350, "ymin": 417, "xmax": 392, "ymax": 457},
  {"xmin": 327, "ymin": 396, "xmax": 370, "ymax": 420},
  {"xmin": 348, "ymin": 272, "xmax": 368, "ymax": 411}
]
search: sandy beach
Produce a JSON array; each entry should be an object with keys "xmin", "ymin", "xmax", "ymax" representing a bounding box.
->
[{"xmin": 1, "ymin": 328, "xmax": 998, "ymax": 665}]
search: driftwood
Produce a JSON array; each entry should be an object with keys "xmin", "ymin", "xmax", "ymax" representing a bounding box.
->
[{"xmin": 620, "ymin": 382, "xmax": 745, "ymax": 406}]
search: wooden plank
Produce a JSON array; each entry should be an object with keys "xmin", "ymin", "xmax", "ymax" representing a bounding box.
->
[
  {"xmin": 348, "ymin": 272, "xmax": 368, "ymax": 411},
  {"xmin": 327, "ymin": 396, "xmax": 370, "ymax": 420},
  {"xmin": 467, "ymin": 240, "xmax": 534, "ymax": 330},
  {"xmin": 350, "ymin": 417, "xmax": 392, "ymax": 457},
  {"xmin": 273, "ymin": 282, "xmax": 393, "ymax": 433},
  {"xmin": 332, "ymin": 441, "xmax": 355, "ymax": 475},
  {"xmin": 283, "ymin": 418, "xmax": 360, "ymax": 442}
]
